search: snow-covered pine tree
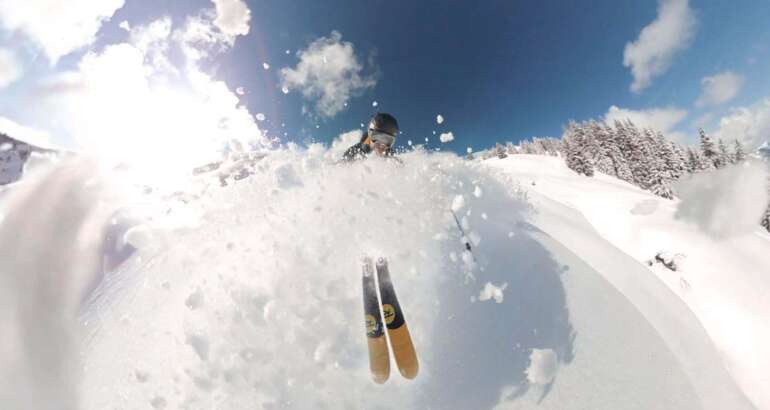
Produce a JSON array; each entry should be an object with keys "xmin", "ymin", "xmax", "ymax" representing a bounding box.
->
[
  {"xmin": 604, "ymin": 123, "xmax": 633, "ymax": 182},
  {"xmin": 716, "ymin": 139, "xmax": 730, "ymax": 168},
  {"xmin": 539, "ymin": 137, "xmax": 563, "ymax": 156},
  {"xmin": 699, "ymin": 128, "xmax": 717, "ymax": 169},
  {"xmin": 506, "ymin": 142, "xmax": 516, "ymax": 155},
  {"xmin": 563, "ymin": 121, "xmax": 594, "ymax": 176},
  {"xmin": 672, "ymin": 137, "xmax": 691, "ymax": 177},
  {"xmin": 734, "ymin": 139, "xmax": 746, "ymax": 163},
  {"xmin": 686, "ymin": 147, "xmax": 700, "ymax": 173},
  {"xmin": 655, "ymin": 131, "xmax": 686, "ymax": 180},
  {"xmin": 762, "ymin": 174, "xmax": 770, "ymax": 232},
  {"xmin": 586, "ymin": 120, "xmax": 616, "ymax": 176},
  {"xmin": 495, "ymin": 142, "xmax": 508, "ymax": 159},
  {"xmin": 641, "ymin": 127, "xmax": 673, "ymax": 197},
  {"xmin": 622, "ymin": 121, "xmax": 657, "ymax": 189}
]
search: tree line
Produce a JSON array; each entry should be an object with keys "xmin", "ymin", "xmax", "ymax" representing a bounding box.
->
[{"xmin": 476, "ymin": 119, "xmax": 769, "ymax": 233}]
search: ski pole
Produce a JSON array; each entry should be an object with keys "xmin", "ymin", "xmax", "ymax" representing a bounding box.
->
[{"xmin": 450, "ymin": 209, "xmax": 475, "ymax": 254}]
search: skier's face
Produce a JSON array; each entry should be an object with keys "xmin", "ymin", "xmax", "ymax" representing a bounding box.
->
[
  {"xmin": 368, "ymin": 131, "xmax": 394, "ymax": 156},
  {"xmin": 371, "ymin": 141, "xmax": 389, "ymax": 156}
]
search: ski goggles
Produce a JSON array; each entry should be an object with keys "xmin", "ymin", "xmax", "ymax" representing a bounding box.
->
[{"xmin": 369, "ymin": 130, "xmax": 396, "ymax": 147}]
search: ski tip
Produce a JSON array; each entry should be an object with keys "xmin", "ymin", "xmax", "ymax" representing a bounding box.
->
[
  {"xmin": 399, "ymin": 365, "xmax": 419, "ymax": 380},
  {"xmin": 372, "ymin": 373, "xmax": 389, "ymax": 384},
  {"xmin": 361, "ymin": 257, "xmax": 375, "ymax": 276}
]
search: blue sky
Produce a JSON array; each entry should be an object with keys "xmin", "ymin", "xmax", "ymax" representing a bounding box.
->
[{"xmin": 1, "ymin": 0, "xmax": 770, "ymax": 154}]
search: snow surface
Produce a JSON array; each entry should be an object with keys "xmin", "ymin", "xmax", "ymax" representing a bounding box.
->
[
  {"xmin": 485, "ymin": 154, "xmax": 769, "ymax": 409},
  {"xmin": 0, "ymin": 147, "xmax": 760, "ymax": 409}
]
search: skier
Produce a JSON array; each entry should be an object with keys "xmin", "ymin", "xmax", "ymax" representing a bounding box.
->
[{"xmin": 342, "ymin": 112, "xmax": 401, "ymax": 162}]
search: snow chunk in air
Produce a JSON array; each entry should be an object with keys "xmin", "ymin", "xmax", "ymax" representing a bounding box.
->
[
  {"xmin": 255, "ymin": 113, "xmax": 266, "ymax": 122},
  {"xmin": 479, "ymin": 282, "xmax": 507, "ymax": 303},
  {"xmin": 439, "ymin": 132, "xmax": 454, "ymax": 143},
  {"xmin": 526, "ymin": 348, "xmax": 558, "ymax": 385},
  {"xmin": 451, "ymin": 195, "xmax": 465, "ymax": 213},
  {"xmin": 436, "ymin": 114, "xmax": 444, "ymax": 124}
]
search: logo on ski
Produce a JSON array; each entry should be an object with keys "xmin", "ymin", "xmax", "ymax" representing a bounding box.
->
[
  {"xmin": 382, "ymin": 304, "xmax": 396, "ymax": 325},
  {"xmin": 361, "ymin": 256, "xmax": 419, "ymax": 382},
  {"xmin": 365, "ymin": 314, "xmax": 380, "ymax": 336}
]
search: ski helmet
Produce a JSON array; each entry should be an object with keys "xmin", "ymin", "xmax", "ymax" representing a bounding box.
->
[{"xmin": 368, "ymin": 113, "xmax": 399, "ymax": 146}]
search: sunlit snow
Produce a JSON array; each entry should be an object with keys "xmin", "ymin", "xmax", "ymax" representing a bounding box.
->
[{"xmin": 0, "ymin": 148, "xmax": 761, "ymax": 410}]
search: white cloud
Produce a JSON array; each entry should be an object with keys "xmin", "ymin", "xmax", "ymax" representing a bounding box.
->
[
  {"xmin": 280, "ymin": 31, "xmax": 376, "ymax": 118},
  {"xmin": 130, "ymin": 17, "xmax": 176, "ymax": 75},
  {"xmin": 0, "ymin": 48, "xmax": 22, "ymax": 88},
  {"xmin": 692, "ymin": 112, "xmax": 716, "ymax": 129},
  {"xmin": 674, "ymin": 161, "xmax": 768, "ymax": 238},
  {"xmin": 696, "ymin": 71, "xmax": 744, "ymax": 107},
  {"xmin": 131, "ymin": 18, "xmax": 172, "ymax": 54},
  {"xmin": 0, "ymin": 0, "xmax": 125, "ymax": 63},
  {"xmin": 211, "ymin": 0, "xmax": 251, "ymax": 38},
  {"xmin": 623, "ymin": 0, "xmax": 697, "ymax": 93},
  {"xmin": 174, "ymin": 12, "xmax": 235, "ymax": 62},
  {"xmin": 439, "ymin": 131, "xmax": 455, "ymax": 143},
  {"xmin": 604, "ymin": 105, "xmax": 689, "ymax": 142},
  {"xmin": 714, "ymin": 98, "xmax": 770, "ymax": 150}
]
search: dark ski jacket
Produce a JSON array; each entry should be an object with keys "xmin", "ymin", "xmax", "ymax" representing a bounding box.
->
[
  {"xmin": 341, "ymin": 141, "xmax": 373, "ymax": 161},
  {"xmin": 341, "ymin": 134, "xmax": 400, "ymax": 163}
]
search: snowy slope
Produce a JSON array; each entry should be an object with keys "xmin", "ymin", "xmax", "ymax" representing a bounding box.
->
[
  {"xmin": 0, "ymin": 147, "xmax": 756, "ymax": 409},
  {"xmin": 484, "ymin": 154, "xmax": 770, "ymax": 409}
]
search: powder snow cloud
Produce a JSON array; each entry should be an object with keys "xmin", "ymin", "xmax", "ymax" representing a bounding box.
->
[
  {"xmin": 604, "ymin": 105, "xmax": 689, "ymax": 143},
  {"xmin": 0, "ymin": 0, "xmax": 125, "ymax": 64},
  {"xmin": 696, "ymin": 71, "xmax": 744, "ymax": 107},
  {"xmin": 674, "ymin": 161, "xmax": 769, "ymax": 239},
  {"xmin": 623, "ymin": 0, "xmax": 697, "ymax": 93},
  {"xmin": 280, "ymin": 31, "xmax": 377, "ymax": 118}
]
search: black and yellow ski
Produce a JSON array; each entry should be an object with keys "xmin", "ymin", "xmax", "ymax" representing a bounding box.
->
[
  {"xmin": 362, "ymin": 257, "xmax": 390, "ymax": 383},
  {"xmin": 362, "ymin": 257, "xmax": 419, "ymax": 382},
  {"xmin": 375, "ymin": 257, "xmax": 419, "ymax": 380}
]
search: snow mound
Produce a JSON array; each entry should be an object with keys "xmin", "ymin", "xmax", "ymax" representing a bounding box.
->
[
  {"xmin": 0, "ymin": 149, "xmax": 756, "ymax": 410},
  {"xmin": 486, "ymin": 154, "xmax": 767, "ymax": 409}
]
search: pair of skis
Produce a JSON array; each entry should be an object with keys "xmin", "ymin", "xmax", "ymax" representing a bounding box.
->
[{"xmin": 361, "ymin": 257, "xmax": 419, "ymax": 383}]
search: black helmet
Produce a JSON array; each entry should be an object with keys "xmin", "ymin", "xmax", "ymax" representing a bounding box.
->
[{"xmin": 368, "ymin": 112, "xmax": 399, "ymax": 138}]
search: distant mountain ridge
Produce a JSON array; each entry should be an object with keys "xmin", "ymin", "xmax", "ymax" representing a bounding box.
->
[{"xmin": 0, "ymin": 133, "xmax": 59, "ymax": 185}]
